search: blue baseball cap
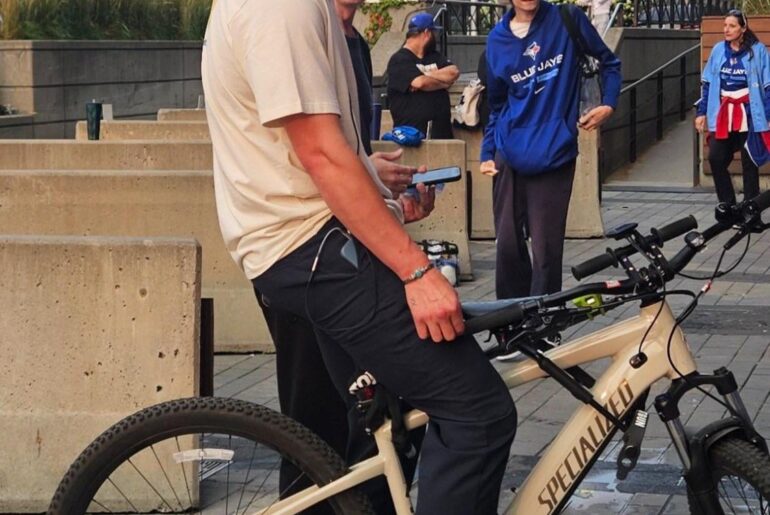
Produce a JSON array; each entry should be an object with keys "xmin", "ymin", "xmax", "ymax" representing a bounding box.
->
[{"xmin": 408, "ymin": 12, "xmax": 442, "ymax": 32}]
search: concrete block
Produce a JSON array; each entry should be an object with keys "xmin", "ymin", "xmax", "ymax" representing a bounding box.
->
[
  {"xmin": 0, "ymin": 140, "xmax": 212, "ymax": 170},
  {"xmin": 567, "ymin": 129, "xmax": 604, "ymax": 238},
  {"xmin": 452, "ymin": 126, "xmax": 495, "ymax": 239},
  {"xmin": 380, "ymin": 109, "xmax": 394, "ymax": 135},
  {"xmin": 75, "ymin": 120, "xmax": 211, "ymax": 141},
  {"xmin": 0, "ymin": 170, "xmax": 270, "ymax": 353},
  {"xmin": 0, "ymin": 235, "xmax": 200, "ymax": 512},
  {"xmin": 372, "ymin": 140, "xmax": 474, "ymax": 280},
  {"xmin": 158, "ymin": 108, "xmax": 207, "ymax": 122},
  {"xmin": 0, "ymin": 46, "xmax": 34, "ymax": 87}
]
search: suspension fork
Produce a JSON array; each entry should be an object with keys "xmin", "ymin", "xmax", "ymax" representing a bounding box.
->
[{"xmin": 654, "ymin": 368, "xmax": 768, "ymax": 513}]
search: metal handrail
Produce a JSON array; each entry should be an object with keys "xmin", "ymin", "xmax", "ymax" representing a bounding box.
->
[
  {"xmin": 620, "ymin": 43, "xmax": 701, "ymax": 94},
  {"xmin": 603, "ymin": 3, "xmax": 624, "ymax": 37}
]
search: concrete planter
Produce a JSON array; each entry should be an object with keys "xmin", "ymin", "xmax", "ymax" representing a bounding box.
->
[{"xmin": 0, "ymin": 40, "xmax": 202, "ymax": 139}]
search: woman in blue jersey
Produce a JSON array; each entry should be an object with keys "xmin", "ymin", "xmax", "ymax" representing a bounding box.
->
[
  {"xmin": 696, "ymin": 10, "xmax": 770, "ymax": 205},
  {"xmin": 479, "ymin": 0, "xmax": 621, "ymax": 307}
]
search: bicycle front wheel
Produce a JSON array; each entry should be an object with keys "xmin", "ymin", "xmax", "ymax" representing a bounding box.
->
[
  {"xmin": 48, "ymin": 397, "xmax": 373, "ymax": 515},
  {"xmin": 687, "ymin": 437, "xmax": 770, "ymax": 514}
]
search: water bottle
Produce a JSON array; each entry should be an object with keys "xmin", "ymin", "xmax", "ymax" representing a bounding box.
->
[{"xmin": 86, "ymin": 100, "xmax": 102, "ymax": 140}]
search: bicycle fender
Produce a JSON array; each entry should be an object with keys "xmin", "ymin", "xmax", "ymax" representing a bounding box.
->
[{"xmin": 682, "ymin": 418, "xmax": 749, "ymax": 515}]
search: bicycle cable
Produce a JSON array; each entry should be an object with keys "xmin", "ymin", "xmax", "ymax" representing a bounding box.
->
[
  {"xmin": 676, "ymin": 231, "xmax": 751, "ymax": 281},
  {"xmin": 665, "ymin": 242, "xmax": 744, "ymax": 418},
  {"xmin": 635, "ymin": 262, "xmax": 667, "ymax": 357}
]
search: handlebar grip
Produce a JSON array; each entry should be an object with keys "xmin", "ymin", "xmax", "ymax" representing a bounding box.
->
[
  {"xmin": 748, "ymin": 190, "xmax": 770, "ymax": 213},
  {"xmin": 651, "ymin": 215, "xmax": 698, "ymax": 244},
  {"xmin": 571, "ymin": 252, "xmax": 618, "ymax": 281},
  {"xmin": 463, "ymin": 303, "xmax": 524, "ymax": 335}
]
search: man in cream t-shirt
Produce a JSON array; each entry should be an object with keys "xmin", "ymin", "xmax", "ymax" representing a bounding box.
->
[{"xmin": 202, "ymin": 1, "xmax": 517, "ymax": 512}]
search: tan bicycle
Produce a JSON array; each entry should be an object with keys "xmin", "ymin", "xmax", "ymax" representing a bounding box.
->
[{"xmin": 48, "ymin": 193, "xmax": 770, "ymax": 514}]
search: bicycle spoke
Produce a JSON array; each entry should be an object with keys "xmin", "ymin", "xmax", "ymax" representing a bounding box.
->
[
  {"xmin": 89, "ymin": 497, "xmax": 113, "ymax": 513},
  {"xmin": 235, "ymin": 441, "xmax": 260, "ymax": 515},
  {"xmin": 175, "ymin": 436, "xmax": 195, "ymax": 510},
  {"xmin": 128, "ymin": 457, "xmax": 176, "ymax": 512},
  {"xmin": 105, "ymin": 477, "xmax": 140, "ymax": 513},
  {"xmin": 720, "ymin": 479, "xmax": 738, "ymax": 514},
  {"xmin": 226, "ymin": 434, "xmax": 232, "ymax": 515},
  {"xmin": 151, "ymin": 444, "xmax": 184, "ymax": 511},
  {"xmin": 241, "ymin": 458, "xmax": 296, "ymax": 515},
  {"xmin": 731, "ymin": 475, "xmax": 753, "ymax": 511}
]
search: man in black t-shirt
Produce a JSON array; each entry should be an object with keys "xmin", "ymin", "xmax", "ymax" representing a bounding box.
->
[{"xmin": 386, "ymin": 12, "xmax": 460, "ymax": 139}]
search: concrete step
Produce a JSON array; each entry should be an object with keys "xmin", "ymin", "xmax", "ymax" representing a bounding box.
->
[
  {"xmin": 76, "ymin": 120, "xmax": 210, "ymax": 141},
  {"xmin": 0, "ymin": 140, "xmax": 212, "ymax": 170}
]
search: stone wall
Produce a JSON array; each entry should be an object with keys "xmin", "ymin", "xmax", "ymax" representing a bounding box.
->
[
  {"xmin": 0, "ymin": 113, "xmax": 34, "ymax": 138},
  {"xmin": 0, "ymin": 41, "xmax": 202, "ymax": 139}
]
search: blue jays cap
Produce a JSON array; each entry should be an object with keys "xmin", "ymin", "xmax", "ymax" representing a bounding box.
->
[{"xmin": 408, "ymin": 12, "xmax": 442, "ymax": 32}]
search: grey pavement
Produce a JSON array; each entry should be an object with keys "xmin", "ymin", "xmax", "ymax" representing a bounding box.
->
[{"xmin": 214, "ymin": 189, "xmax": 770, "ymax": 514}]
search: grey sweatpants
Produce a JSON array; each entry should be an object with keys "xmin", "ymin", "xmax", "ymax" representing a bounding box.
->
[{"xmin": 492, "ymin": 153, "xmax": 576, "ymax": 299}]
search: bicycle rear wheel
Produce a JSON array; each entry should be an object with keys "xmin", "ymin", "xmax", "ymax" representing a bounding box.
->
[
  {"xmin": 48, "ymin": 397, "xmax": 373, "ymax": 515},
  {"xmin": 687, "ymin": 437, "xmax": 770, "ymax": 514}
]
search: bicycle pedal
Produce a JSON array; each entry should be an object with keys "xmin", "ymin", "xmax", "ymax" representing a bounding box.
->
[{"xmin": 616, "ymin": 410, "xmax": 648, "ymax": 480}]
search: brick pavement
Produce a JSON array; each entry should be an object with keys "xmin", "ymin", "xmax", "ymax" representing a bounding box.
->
[{"xmin": 214, "ymin": 190, "xmax": 770, "ymax": 514}]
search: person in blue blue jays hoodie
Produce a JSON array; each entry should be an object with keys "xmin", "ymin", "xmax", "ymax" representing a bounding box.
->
[
  {"xmin": 479, "ymin": 0, "xmax": 621, "ymax": 306},
  {"xmin": 695, "ymin": 10, "xmax": 770, "ymax": 206}
]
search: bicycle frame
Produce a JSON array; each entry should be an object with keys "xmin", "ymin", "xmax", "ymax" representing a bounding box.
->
[{"xmin": 255, "ymin": 299, "xmax": 701, "ymax": 515}]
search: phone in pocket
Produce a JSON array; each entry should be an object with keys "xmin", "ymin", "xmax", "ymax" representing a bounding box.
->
[{"xmin": 410, "ymin": 166, "xmax": 462, "ymax": 186}]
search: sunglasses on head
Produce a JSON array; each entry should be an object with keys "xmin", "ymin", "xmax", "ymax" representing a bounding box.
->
[{"xmin": 728, "ymin": 9, "xmax": 747, "ymax": 24}]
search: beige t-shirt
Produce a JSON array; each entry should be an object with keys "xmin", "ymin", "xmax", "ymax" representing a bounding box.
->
[{"xmin": 202, "ymin": 0, "xmax": 400, "ymax": 279}]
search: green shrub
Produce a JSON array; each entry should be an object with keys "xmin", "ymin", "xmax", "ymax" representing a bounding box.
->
[{"xmin": 0, "ymin": 0, "xmax": 211, "ymax": 40}]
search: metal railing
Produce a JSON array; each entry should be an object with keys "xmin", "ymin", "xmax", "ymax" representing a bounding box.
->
[
  {"xmin": 434, "ymin": 0, "xmax": 507, "ymax": 36},
  {"xmin": 601, "ymin": 43, "xmax": 701, "ymax": 179},
  {"xmin": 633, "ymin": 0, "xmax": 737, "ymax": 28}
]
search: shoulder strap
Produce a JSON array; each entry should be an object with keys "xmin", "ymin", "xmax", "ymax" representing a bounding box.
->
[{"xmin": 558, "ymin": 4, "xmax": 587, "ymax": 62}]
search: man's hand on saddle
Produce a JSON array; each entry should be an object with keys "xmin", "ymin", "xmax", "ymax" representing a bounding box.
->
[{"xmin": 405, "ymin": 267, "xmax": 465, "ymax": 343}]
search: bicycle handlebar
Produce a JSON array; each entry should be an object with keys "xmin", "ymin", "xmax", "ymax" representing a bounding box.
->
[
  {"xmin": 571, "ymin": 215, "xmax": 698, "ymax": 280},
  {"xmin": 463, "ymin": 193, "xmax": 770, "ymax": 335},
  {"xmin": 463, "ymin": 302, "xmax": 525, "ymax": 335}
]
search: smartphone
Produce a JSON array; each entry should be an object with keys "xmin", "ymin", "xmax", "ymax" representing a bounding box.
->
[{"xmin": 411, "ymin": 166, "xmax": 462, "ymax": 186}]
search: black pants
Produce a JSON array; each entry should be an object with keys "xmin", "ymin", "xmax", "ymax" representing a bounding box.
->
[
  {"xmin": 252, "ymin": 218, "xmax": 517, "ymax": 515},
  {"xmin": 254, "ymin": 293, "xmax": 348, "ymax": 515},
  {"xmin": 492, "ymin": 153, "xmax": 576, "ymax": 299},
  {"xmin": 255, "ymin": 291, "xmax": 420, "ymax": 515},
  {"xmin": 708, "ymin": 131, "xmax": 760, "ymax": 204}
]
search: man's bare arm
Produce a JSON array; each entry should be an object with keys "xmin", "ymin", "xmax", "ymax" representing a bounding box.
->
[
  {"xmin": 282, "ymin": 113, "xmax": 464, "ymax": 341},
  {"xmin": 410, "ymin": 74, "xmax": 451, "ymax": 92},
  {"xmin": 428, "ymin": 64, "xmax": 460, "ymax": 85}
]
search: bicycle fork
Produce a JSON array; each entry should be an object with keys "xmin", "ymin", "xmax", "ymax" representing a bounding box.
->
[{"xmin": 654, "ymin": 367, "xmax": 767, "ymax": 513}]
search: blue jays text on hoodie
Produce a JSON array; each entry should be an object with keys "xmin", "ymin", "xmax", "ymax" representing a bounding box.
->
[{"xmin": 481, "ymin": 2, "xmax": 621, "ymax": 175}]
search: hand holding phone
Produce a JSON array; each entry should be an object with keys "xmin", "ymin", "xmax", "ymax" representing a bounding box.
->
[{"xmin": 411, "ymin": 166, "xmax": 462, "ymax": 186}]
